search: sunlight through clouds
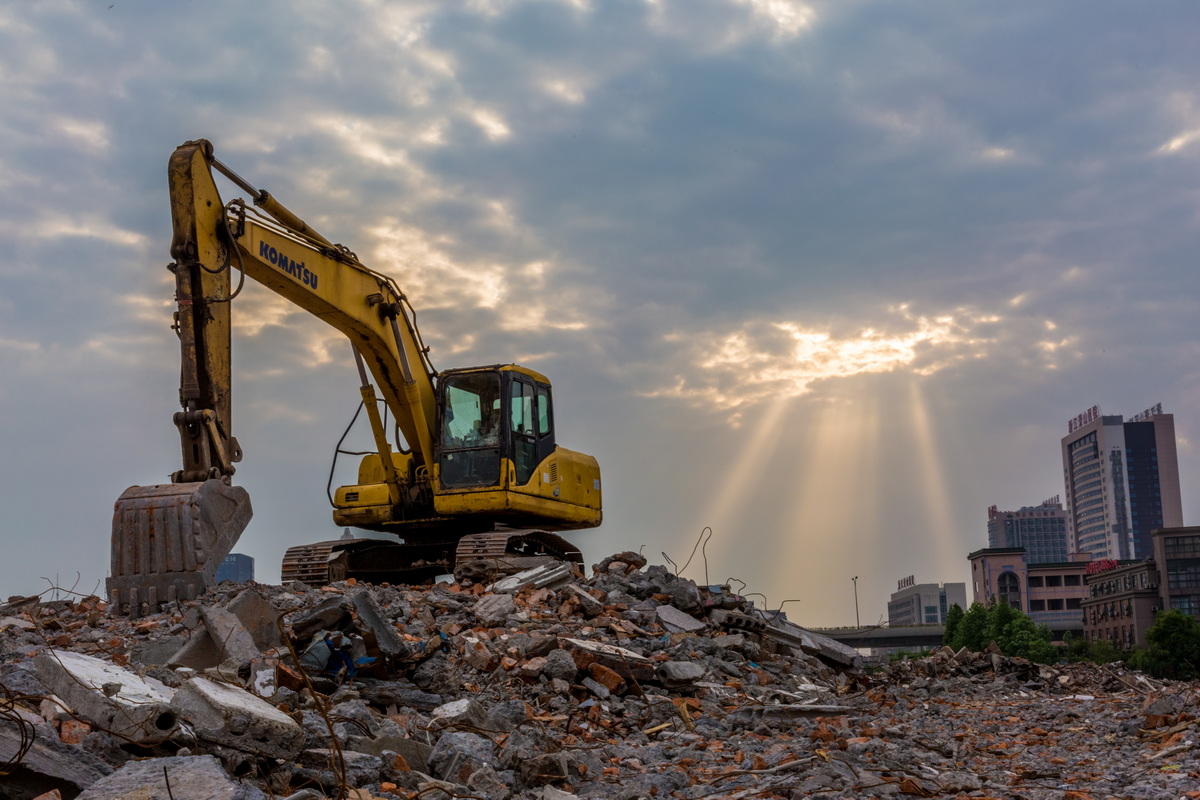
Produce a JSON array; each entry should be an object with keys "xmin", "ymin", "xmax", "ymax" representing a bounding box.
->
[
  {"xmin": 733, "ymin": 0, "xmax": 816, "ymax": 38},
  {"xmin": 653, "ymin": 305, "xmax": 996, "ymax": 418}
]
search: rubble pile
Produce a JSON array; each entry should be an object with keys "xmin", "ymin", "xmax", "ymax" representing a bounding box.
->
[{"xmin": 1, "ymin": 553, "xmax": 1198, "ymax": 800}]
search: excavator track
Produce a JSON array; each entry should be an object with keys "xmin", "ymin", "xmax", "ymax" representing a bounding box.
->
[{"xmin": 281, "ymin": 529, "xmax": 583, "ymax": 586}]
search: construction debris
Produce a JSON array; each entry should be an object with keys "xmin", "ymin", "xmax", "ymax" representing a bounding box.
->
[{"xmin": 2, "ymin": 555, "xmax": 1199, "ymax": 799}]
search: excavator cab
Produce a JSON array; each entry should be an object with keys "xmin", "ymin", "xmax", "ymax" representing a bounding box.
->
[{"xmin": 437, "ymin": 366, "xmax": 555, "ymax": 490}]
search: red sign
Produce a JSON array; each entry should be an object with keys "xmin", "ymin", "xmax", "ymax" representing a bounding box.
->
[
  {"xmin": 1068, "ymin": 405, "xmax": 1101, "ymax": 433},
  {"xmin": 1086, "ymin": 559, "xmax": 1119, "ymax": 575}
]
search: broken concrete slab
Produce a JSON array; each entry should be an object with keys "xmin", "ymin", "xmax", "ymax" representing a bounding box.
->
[
  {"xmin": 771, "ymin": 621, "xmax": 861, "ymax": 668},
  {"xmin": 656, "ymin": 604, "xmax": 706, "ymax": 633},
  {"xmin": 430, "ymin": 698, "xmax": 488, "ymax": 730},
  {"xmin": 199, "ymin": 604, "xmax": 261, "ymax": 666},
  {"xmin": 472, "ymin": 593, "xmax": 515, "ymax": 628},
  {"xmin": 167, "ymin": 628, "xmax": 223, "ymax": 671},
  {"xmin": 488, "ymin": 563, "xmax": 574, "ymax": 594},
  {"xmin": 34, "ymin": 649, "xmax": 178, "ymax": 744},
  {"xmin": 170, "ymin": 676, "xmax": 305, "ymax": 759},
  {"xmin": 352, "ymin": 589, "xmax": 409, "ymax": 659},
  {"xmin": 287, "ymin": 596, "xmax": 351, "ymax": 642},
  {"xmin": 655, "ymin": 660, "xmax": 705, "ymax": 688},
  {"xmin": 130, "ymin": 636, "xmax": 186, "ymax": 666},
  {"xmin": 226, "ymin": 588, "xmax": 283, "ymax": 651},
  {"xmin": 75, "ymin": 754, "xmax": 265, "ymax": 800},
  {"xmin": 559, "ymin": 637, "xmax": 655, "ymax": 682}
]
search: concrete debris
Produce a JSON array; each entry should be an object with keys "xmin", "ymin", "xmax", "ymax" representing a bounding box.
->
[
  {"xmin": 488, "ymin": 562, "xmax": 575, "ymax": 594},
  {"xmin": 0, "ymin": 702, "xmax": 114, "ymax": 798},
  {"xmin": 33, "ymin": 649, "xmax": 178, "ymax": 744},
  {"xmin": 3, "ymin": 552, "xmax": 1200, "ymax": 799},
  {"xmin": 199, "ymin": 605, "xmax": 261, "ymax": 666},
  {"xmin": 75, "ymin": 754, "xmax": 264, "ymax": 800},
  {"xmin": 654, "ymin": 604, "xmax": 706, "ymax": 634},
  {"xmin": 352, "ymin": 589, "xmax": 409, "ymax": 660},
  {"xmin": 171, "ymin": 676, "xmax": 306, "ymax": 759},
  {"xmin": 471, "ymin": 593, "xmax": 515, "ymax": 628}
]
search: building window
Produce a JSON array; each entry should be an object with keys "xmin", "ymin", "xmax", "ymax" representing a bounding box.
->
[
  {"xmin": 1029, "ymin": 600, "xmax": 1046, "ymax": 611},
  {"xmin": 1046, "ymin": 575, "xmax": 1063, "ymax": 587},
  {"xmin": 1048, "ymin": 599, "xmax": 1064, "ymax": 611},
  {"xmin": 1028, "ymin": 576, "xmax": 1044, "ymax": 588},
  {"xmin": 1064, "ymin": 575, "xmax": 1081, "ymax": 586},
  {"xmin": 997, "ymin": 572, "xmax": 1021, "ymax": 610},
  {"xmin": 1066, "ymin": 598, "xmax": 1082, "ymax": 610}
]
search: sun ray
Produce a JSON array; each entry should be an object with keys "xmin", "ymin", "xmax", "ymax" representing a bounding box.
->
[
  {"xmin": 907, "ymin": 379, "xmax": 959, "ymax": 571},
  {"xmin": 679, "ymin": 394, "xmax": 791, "ymax": 580}
]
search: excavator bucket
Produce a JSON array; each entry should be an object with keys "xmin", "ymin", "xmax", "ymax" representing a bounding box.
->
[{"xmin": 107, "ymin": 480, "xmax": 252, "ymax": 614}]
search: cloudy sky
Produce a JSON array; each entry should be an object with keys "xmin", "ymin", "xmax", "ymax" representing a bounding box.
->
[{"xmin": 2, "ymin": 1, "xmax": 1198, "ymax": 626}]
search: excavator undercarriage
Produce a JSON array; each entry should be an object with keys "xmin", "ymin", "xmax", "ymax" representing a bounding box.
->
[{"xmin": 280, "ymin": 529, "xmax": 584, "ymax": 586}]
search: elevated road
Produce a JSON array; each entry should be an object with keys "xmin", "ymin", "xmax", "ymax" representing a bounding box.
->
[{"xmin": 816, "ymin": 625, "xmax": 945, "ymax": 650}]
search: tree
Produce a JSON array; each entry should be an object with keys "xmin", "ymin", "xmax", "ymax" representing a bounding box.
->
[
  {"xmin": 943, "ymin": 603, "xmax": 964, "ymax": 647},
  {"xmin": 950, "ymin": 602, "xmax": 989, "ymax": 651},
  {"xmin": 1129, "ymin": 610, "xmax": 1200, "ymax": 679},
  {"xmin": 984, "ymin": 599, "xmax": 1022, "ymax": 648},
  {"xmin": 947, "ymin": 598, "xmax": 1056, "ymax": 663}
]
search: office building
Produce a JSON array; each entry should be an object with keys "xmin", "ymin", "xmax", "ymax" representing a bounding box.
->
[
  {"xmin": 886, "ymin": 576, "xmax": 966, "ymax": 627},
  {"xmin": 967, "ymin": 547, "xmax": 1090, "ymax": 641},
  {"xmin": 1060, "ymin": 403, "xmax": 1183, "ymax": 561},
  {"xmin": 986, "ymin": 499, "xmax": 1068, "ymax": 563}
]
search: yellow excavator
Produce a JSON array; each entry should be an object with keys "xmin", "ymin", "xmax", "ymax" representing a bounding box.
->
[{"xmin": 107, "ymin": 139, "xmax": 601, "ymax": 613}]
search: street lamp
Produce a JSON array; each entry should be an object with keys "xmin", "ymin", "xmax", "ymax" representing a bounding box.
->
[{"xmin": 852, "ymin": 576, "xmax": 860, "ymax": 627}]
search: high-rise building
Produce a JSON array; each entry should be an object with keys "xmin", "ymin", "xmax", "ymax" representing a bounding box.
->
[
  {"xmin": 986, "ymin": 498, "xmax": 1068, "ymax": 563},
  {"xmin": 1060, "ymin": 403, "xmax": 1183, "ymax": 560}
]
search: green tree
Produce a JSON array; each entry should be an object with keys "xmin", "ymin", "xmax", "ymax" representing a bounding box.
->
[
  {"xmin": 948, "ymin": 598, "xmax": 1056, "ymax": 663},
  {"xmin": 996, "ymin": 615, "xmax": 1056, "ymax": 663},
  {"xmin": 943, "ymin": 603, "xmax": 964, "ymax": 647},
  {"xmin": 951, "ymin": 602, "xmax": 989, "ymax": 651},
  {"xmin": 1129, "ymin": 610, "xmax": 1200, "ymax": 679},
  {"xmin": 984, "ymin": 599, "xmax": 1022, "ymax": 647}
]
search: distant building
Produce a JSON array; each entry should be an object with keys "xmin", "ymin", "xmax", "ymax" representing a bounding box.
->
[
  {"xmin": 886, "ymin": 576, "xmax": 966, "ymax": 627},
  {"xmin": 967, "ymin": 547, "xmax": 1091, "ymax": 641},
  {"xmin": 1153, "ymin": 526, "xmax": 1200, "ymax": 618},
  {"xmin": 1060, "ymin": 403, "xmax": 1183, "ymax": 561},
  {"xmin": 1081, "ymin": 558, "xmax": 1160, "ymax": 649},
  {"xmin": 216, "ymin": 553, "xmax": 255, "ymax": 583},
  {"xmin": 987, "ymin": 499, "xmax": 1068, "ymax": 563}
]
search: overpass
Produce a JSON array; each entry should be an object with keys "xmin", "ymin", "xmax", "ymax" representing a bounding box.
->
[{"xmin": 816, "ymin": 625, "xmax": 945, "ymax": 650}]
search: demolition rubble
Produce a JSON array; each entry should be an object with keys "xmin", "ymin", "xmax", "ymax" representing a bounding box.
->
[{"xmin": 2, "ymin": 553, "xmax": 1199, "ymax": 800}]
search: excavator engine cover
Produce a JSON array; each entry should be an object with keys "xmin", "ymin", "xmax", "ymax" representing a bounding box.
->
[{"xmin": 108, "ymin": 480, "xmax": 252, "ymax": 614}]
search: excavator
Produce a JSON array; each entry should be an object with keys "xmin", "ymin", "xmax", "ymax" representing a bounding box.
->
[{"xmin": 107, "ymin": 139, "xmax": 602, "ymax": 613}]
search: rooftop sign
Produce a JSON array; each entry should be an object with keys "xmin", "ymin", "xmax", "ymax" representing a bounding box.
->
[
  {"xmin": 1068, "ymin": 405, "xmax": 1101, "ymax": 433},
  {"xmin": 1129, "ymin": 402, "xmax": 1163, "ymax": 423},
  {"xmin": 1086, "ymin": 558, "xmax": 1120, "ymax": 575}
]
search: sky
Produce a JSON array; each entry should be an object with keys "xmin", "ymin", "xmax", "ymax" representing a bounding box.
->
[{"xmin": 1, "ymin": 1, "xmax": 1198, "ymax": 626}]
